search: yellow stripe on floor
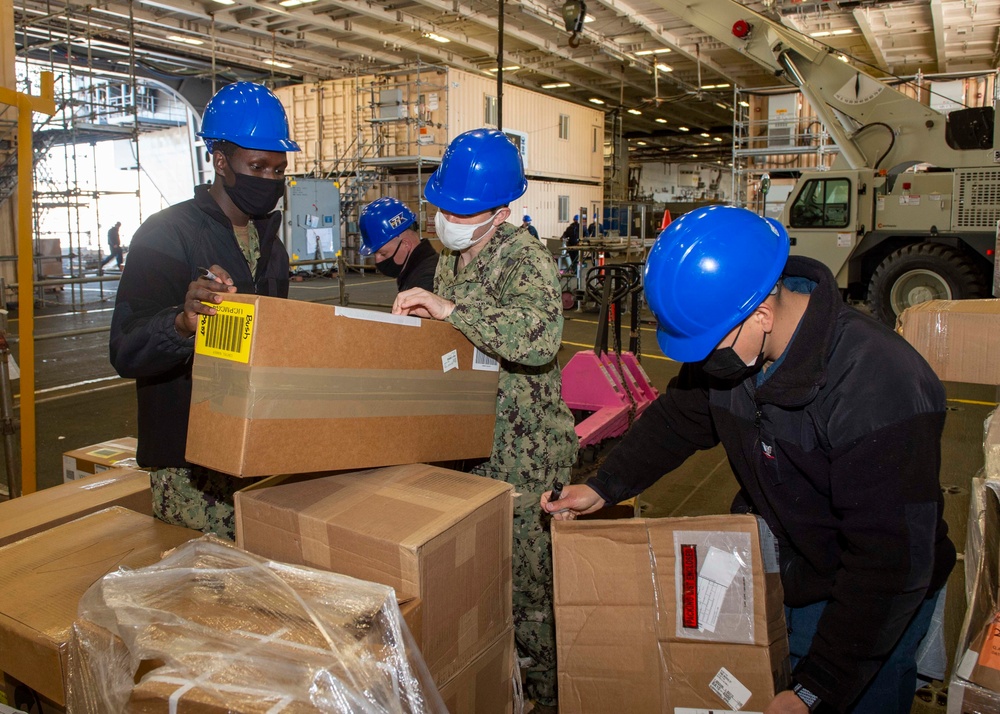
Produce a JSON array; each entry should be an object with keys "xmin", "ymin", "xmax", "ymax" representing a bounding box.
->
[
  {"xmin": 947, "ymin": 398, "xmax": 999, "ymax": 407},
  {"xmin": 561, "ymin": 339, "xmax": 673, "ymax": 362}
]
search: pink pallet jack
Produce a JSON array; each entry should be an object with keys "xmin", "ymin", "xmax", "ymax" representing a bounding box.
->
[{"xmin": 562, "ymin": 264, "xmax": 658, "ymax": 449}]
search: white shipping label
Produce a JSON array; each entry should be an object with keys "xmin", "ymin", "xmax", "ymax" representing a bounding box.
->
[
  {"xmin": 472, "ymin": 347, "xmax": 500, "ymax": 372},
  {"xmin": 757, "ymin": 519, "xmax": 780, "ymax": 573},
  {"xmin": 837, "ymin": 232, "xmax": 852, "ymax": 248},
  {"xmin": 697, "ymin": 546, "xmax": 741, "ymax": 633},
  {"xmin": 709, "ymin": 667, "xmax": 753, "ymax": 711},
  {"xmin": 877, "ymin": 196, "xmax": 886, "ymax": 210},
  {"xmin": 441, "ymin": 350, "xmax": 459, "ymax": 372}
]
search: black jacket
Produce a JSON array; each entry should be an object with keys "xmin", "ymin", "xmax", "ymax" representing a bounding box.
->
[
  {"xmin": 591, "ymin": 256, "xmax": 955, "ymax": 713},
  {"xmin": 397, "ymin": 238, "xmax": 438, "ymax": 292},
  {"xmin": 109, "ymin": 185, "xmax": 289, "ymax": 468}
]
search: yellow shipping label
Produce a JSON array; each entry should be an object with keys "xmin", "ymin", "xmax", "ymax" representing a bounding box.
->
[{"xmin": 195, "ymin": 301, "xmax": 255, "ymax": 363}]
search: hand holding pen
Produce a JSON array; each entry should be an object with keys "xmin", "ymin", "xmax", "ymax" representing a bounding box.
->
[{"xmin": 174, "ymin": 264, "xmax": 236, "ymax": 338}]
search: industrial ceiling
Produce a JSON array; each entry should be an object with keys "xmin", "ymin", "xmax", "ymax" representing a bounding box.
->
[{"xmin": 13, "ymin": 0, "xmax": 1000, "ymax": 162}]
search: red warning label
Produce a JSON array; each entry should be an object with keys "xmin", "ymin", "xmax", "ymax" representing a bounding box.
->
[{"xmin": 681, "ymin": 544, "xmax": 699, "ymax": 629}]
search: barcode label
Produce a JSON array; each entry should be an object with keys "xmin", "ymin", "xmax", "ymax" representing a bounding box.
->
[
  {"xmin": 195, "ymin": 301, "xmax": 255, "ymax": 363},
  {"xmin": 472, "ymin": 347, "xmax": 500, "ymax": 372}
]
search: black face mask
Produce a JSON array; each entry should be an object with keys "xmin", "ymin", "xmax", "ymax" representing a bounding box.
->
[
  {"xmin": 702, "ymin": 321, "xmax": 767, "ymax": 382},
  {"xmin": 375, "ymin": 239, "xmax": 410, "ymax": 278},
  {"xmin": 223, "ymin": 171, "xmax": 285, "ymax": 219}
]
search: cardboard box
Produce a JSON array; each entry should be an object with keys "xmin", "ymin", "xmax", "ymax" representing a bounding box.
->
[
  {"xmin": 553, "ymin": 516, "xmax": 789, "ymax": 713},
  {"xmin": 438, "ymin": 628, "xmax": 515, "ymax": 714},
  {"xmin": 236, "ymin": 463, "xmax": 513, "ymax": 684},
  {"xmin": 185, "ymin": 295, "xmax": 499, "ymax": 477},
  {"xmin": 898, "ymin": 299, "xmax": 1000, "ymax": 385},
  {"xmin": 0, "ymin": 468, "xmax": 152, "ymax": 548},
  {"xmin": 0, "ymin": 508, "xmax": 198, "ymax": 706},
  {"xmin": 61, "ymin": 437, "xmax": 138, "ymax": 483}
]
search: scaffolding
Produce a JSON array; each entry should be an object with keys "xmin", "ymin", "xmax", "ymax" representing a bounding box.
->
[{"xmin": 7, "ymin": 1, "xmax": 191, "ymax": 311}]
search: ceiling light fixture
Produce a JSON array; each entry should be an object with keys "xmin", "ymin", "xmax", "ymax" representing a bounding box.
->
[
  {"xmin": 831, "ymin": 28, "xmax": 853, "ymax": 35},
  {"xmin": 423, "ymin": 32, "xmax": 450, "ymax": 43},
  {"xmin": 488, "ymin": 65, "xmax": 520, "ymax": 72},
  {"xmin": 627, "ymin": 108, "xmax": 641, "ymax": 115},
  {"xmin": 655, "ymin": 118, "xmax": 667, "ymax": 123},
  {"xmin": 690, "ymin": 154, "xmax": 698, "ymax": 158},
  {"xmin": 166, "ymin": 34, "xmax": 204, "ymax": 45},
  {"xmin": 678, "ymin": 126, "xmax": 689, "ymax": 132},
  {"xmin": 589, "ymin": 97, "xmax": 605, "ymax": 104},
  {"xmin": 637, "ymin": 141, "xmax": 647, "ymax": 146},
  {"xmin": 738, "ymin": 100, "xmax": 750, "ymax": 107},
  {"xmin": 636, "ymin": 48, "xmax": 671, "ymax": 55},
  {"xmin": 656, "ymin": 63, "xmax": 673, "ymax": 72},
  {"xmin": 713, "ymin": 136, "xmax": 723, "ymax": 141},
  {"xmin": 809, "ymin": 30, "xmax": 831, "ymax": 37},
  {"xmin": 542, "ymin": 82, "xmax": 571, "ymax": 89},
  {"xmin": 700, "ymin": 132, "xmax": 710, "ymax": 137},
  {"xmin": 262, "ymin": 58, "xmax": 293, "ymax": 68}
]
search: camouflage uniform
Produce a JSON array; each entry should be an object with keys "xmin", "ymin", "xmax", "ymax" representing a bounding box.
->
[{"xmin": 435, "ymin": 222, "xmax": 578, "ymax": 706}]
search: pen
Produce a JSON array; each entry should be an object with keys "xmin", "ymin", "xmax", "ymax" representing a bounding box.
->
[
  {"xmin": 550, "ymin": 480, "xmax": 564, "ymax": 503},
  {"xmin": 198, "ymin": 266, "xmax": 220, "ymax": 281}
]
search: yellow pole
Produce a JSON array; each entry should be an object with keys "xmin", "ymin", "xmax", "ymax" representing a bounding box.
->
[{"xmin": 0, "ymin": 73, "xmax": 54, "ymax": 494}]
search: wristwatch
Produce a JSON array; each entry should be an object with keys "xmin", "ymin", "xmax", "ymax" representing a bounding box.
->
[{"xmin": 792, "ymin": 683, "xmax": 821, "ymax": 712}]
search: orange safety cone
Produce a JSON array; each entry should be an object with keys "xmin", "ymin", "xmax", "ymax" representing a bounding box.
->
[{"xmin": 660, "ymin": 209, "xmax": 672, "ymax": 230}]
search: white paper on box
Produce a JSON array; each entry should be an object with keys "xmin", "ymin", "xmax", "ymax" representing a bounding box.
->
[
  {"xmin": 956, "ymin": 647, "xmax": 979, "ymax": 680},
  {"xmin": 758, "ymin": 520, "xmax": 780, "ymax": 573},
  {"xmin": 442, "ymin": 350, "xmax": 459, "ymax": 372},
  {"xmin": 333, "ymin": 306, "xmax": 421, "ymax": 327},
  {"xmin": 698, "ymin": 546, "xmax": 741, "ymax": 633},
  {"xmin": 472, "ymin": 347, "xmax": 500, "ymax": 372},
  {"xmin": 709, "ymin": 667, "xmax": 753, "ymax": 711}
]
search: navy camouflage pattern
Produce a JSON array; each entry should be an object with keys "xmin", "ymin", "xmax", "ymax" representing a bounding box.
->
[
  {"xmin": 435, "ymin": 222, "xmax": 578, "ymax": 706},
  {"xmin": 150, "ymin": 466, "xmax": 254, "ymax": 539}
]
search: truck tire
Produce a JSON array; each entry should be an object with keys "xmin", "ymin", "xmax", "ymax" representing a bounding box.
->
[{"xmin": 867, "ymin": 243, "xmax": 987, "ymax": 325}]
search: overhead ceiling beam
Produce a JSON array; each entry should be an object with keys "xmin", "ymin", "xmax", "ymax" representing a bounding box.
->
[
  {"xmin": 852, "ymin": 8, "xmax": 889, "ymax": 73},
  {"xmin": 928, "ymin": 0, "xmax": 947, "ymax": 72}
]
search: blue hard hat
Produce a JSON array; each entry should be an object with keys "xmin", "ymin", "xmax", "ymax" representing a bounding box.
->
[
  {"xmin": 644, "ymin": 205, "xmax": 790, "ymax": 363},
  {"xmin": 198, "ymin": 82, "xmax": 300, "ymax": 153},
  {"xmin": 573, "ymin": 215, "xmax": 579, "ymax": 221},
  {"xmin": 359, "ymin": 198, "xmax": 417, "ymax": 256},
  {"xmin": 424, "ymin": 129, "xmax": 527, "ymax": 215},
  {"xmin": 523, "ymin": 215, "xmax": 532, "ymax": 222}
]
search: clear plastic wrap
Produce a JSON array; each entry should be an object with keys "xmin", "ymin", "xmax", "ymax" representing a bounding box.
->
[
  {"xmin": 65, "ymin": 535, "xmax": 445, "ymax": 714},
  {"xmin": 985, "ymin": 408, "xmax": 1000, "ymax": 482}
]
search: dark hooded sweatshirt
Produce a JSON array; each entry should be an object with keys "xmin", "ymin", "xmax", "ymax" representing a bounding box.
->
[
  {"xmin": 589, "ymin": 256, "xmax": 955, "ymax": 713},
  {"xmin": 110, "ymin": 184, "xmax": 289, "ymax": 468}
]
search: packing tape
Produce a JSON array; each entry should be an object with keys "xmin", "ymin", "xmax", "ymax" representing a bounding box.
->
[{"xmin": 191, "ymin": 361, "xmax": 497, "ymax": 420}]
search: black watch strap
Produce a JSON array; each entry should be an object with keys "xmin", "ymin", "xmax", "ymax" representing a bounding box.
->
[{"xmin": 793, "ymin": 683, "xmax": 821, "ymax": 712}]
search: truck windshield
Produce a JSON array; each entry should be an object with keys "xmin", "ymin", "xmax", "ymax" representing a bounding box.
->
[{"xmin": 789, "ymin": 178, "xmax": 851, "ymax": 229}]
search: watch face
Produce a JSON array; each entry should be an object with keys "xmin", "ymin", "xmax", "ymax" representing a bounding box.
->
[{"xmin": 833, "ymin": 73, "xmax": 885, "ymax": 106}]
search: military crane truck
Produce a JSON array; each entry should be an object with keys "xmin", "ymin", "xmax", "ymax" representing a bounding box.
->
[{"xmin": 656, "ymin": 0, "xmax": 998, "ymax": 324}]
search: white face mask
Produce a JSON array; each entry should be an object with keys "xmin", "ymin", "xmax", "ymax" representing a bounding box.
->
[{"xmin": 435, "ymin": 211, "xmax": 498, "ymax": 252}]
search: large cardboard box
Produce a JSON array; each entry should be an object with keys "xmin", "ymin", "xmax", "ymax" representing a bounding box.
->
[
  {"xmin": 61, "ymin": 437, "xmax": 138, "ymax": 483},
  {"xmin": 553, "ymin": 516, "xmax": 789, "ymax": 713},
  {"xmin": 185, "ymin": 295, "xmax": 499, "ymax": 477},
  {"xmin": 0, "ymin": 508, "xmax": 198, "ymax": 706},
  {"xmin": 235, "ymin": 463, "xmax": 514, "ymax": 685},
  {"xmin": 438, "ymin": 628, "xmax": 515, "ymax": 714},
  {"xmin": 898, "ymin": 299, "xmax": 1000, "ymax": 385},
  {"xmin": 0, "ymin": 468, "xmax": 152, "ymax": 548}
]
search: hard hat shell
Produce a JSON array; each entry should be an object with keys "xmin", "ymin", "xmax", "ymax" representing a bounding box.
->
[
  {"xmin": 644, "ymin": 205, "xmax": 790, "ymax": 363},
  {"xmin": 573, "ymin": 215, "xmax": 579, "ymax": 221},
  {"xmin": 523, "ymin": 215, "xmax": 532, "ymax": 223},
  {"xmin": 424, "ymin": 129, "xmax": 527, "ymax": 215},
  {"xmin": 198, "ymin": 82, "xmax": 300, "ymax": 153},
  {"xmin": 359, "ymin": 198, "xmax": 417, "ymax": 256}
]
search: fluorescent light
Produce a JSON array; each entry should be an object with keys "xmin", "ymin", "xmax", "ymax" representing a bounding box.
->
[
  {"xmin": 656, "ymin": 63, "xmax": 673, "ymax": 72},
  {"xmin": 839, "ymin": 54, "xmax": 850, "ymax": 62},
  {"xmin": 423, "ymin": 32, "xmax": 450, "ymax": 43},
  {"xmin": 166, "ymin": 34, "xmax": 204, "ymax": 45},
  {"xmin": 716, "ymin": 102, "xmax": 729, "ymax": 110},
  {"xmin": 655, "ymin": 118, "xmax": 667, "ymax": 123},
  {"xmin": 637, "ymin": 141, "xmax": 647, "ymax": 146},
  {"xmin": 690, "ymin": 154, "xmax": 698, "ymax": 158},
  {"xmin": 262, "ymin": 58, "xmax": 293, "ymax": 68},
  {"xmin": 627, "ymin": 108, "xmax": 642, "ymax": 115},
  {"xmin": 212, "ymin": 0, "xmax": 235, "ymax": 5},
  {"xmin": 739, "ymin": 100, "xmax": 750, "ymax": 107},
  {"xmin": 832, "ymin": 28, "xmax": 853, "ymax": 35},
  {"xmin": 583, "ymin": 14, "xmax": 594, "ymax": 22},
  {"xmin": 678, "ymin": 126, "xmax": 689, "ymax": 132},
  {"xmin": 713, "ymin": 136, "xmax": 723, "ymax": 141},
  {"xmin": 700, "ymin": 132, "xmax": 710, "ymax": 137},
  {"xmin": 542, "ymin": 82, "xmax": 571, "ymax": 89},
  {"xmin": 636, "ymin": 48, "xmax": 671, "ymax": 56},
  {"xmin": 488, "ymin": 65, "xmax": 520, "ymax": 72},
  {"xmin": 589, "ymin": 97, "xmax": 605, "ymax": 104},
  {"xmin": 701, "ymin": 83, "xmax": 729, "ymax": 89},
  {"xmin": 810, "ymin": 30, "xmax": 831, "ymax": 37}
]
